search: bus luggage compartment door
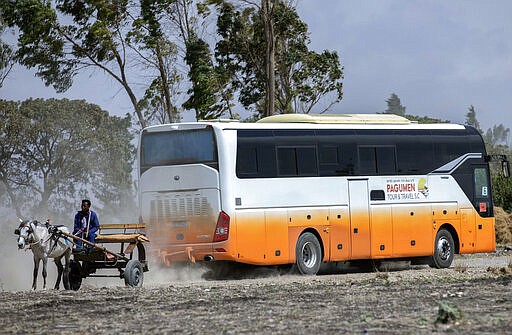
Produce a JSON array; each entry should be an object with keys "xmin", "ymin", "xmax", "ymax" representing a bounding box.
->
[{"xmin": 348, "ymin": 179, "xmax": 371, "ymax": 259}]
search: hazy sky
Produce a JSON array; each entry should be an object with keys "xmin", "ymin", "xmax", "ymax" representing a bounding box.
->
[
  {"xmin": 297, "ymin": 0, "xmax": 512, "ymax": 131},
  {"xmin": 1, "ymin": 0, "xmax": 511, "ymax": 131}
]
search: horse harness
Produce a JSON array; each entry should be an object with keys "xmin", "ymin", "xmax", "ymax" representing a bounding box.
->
[
  {"xmin": 17, "ymin": 220, "xmax": 67, "ymax": 252},
  {"xmin": 46, "ymin": 224, "xmax": 68, "ymax": 254}
]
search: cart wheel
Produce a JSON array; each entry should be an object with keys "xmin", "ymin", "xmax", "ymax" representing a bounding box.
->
[
  {"xmin": 124, "ymin": 260, "xmax": 144, "ymax": 287},
  {"xmin": 69, "ymin": 260, "xmax": 82, "ymax": 291}
]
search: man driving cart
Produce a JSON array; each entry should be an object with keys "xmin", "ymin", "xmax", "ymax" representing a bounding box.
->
[{"xmin": 73, "ymin": 199, "xmax": 99, "ymax": 251}]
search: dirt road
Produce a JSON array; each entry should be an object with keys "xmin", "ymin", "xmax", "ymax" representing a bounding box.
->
[{"xmin": 1, "ymin": 251, "xmax": 511, "ymax": 334}]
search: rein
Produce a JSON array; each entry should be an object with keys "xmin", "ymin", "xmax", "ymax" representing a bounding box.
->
[{"xmin": 29, "ymin": 239, "xmax": 41, "ymax": 247}]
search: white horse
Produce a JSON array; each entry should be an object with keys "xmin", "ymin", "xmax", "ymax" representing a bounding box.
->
[{"xmin": 15, "ymin": 219, "xmax": 72, "ymax": 290}]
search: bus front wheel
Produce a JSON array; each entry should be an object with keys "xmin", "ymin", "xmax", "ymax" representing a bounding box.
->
[
  {"xmin": 295, "ymin": 232, "xmax": 322, "ymax": 275},
  {"xmin": 430, "ymin": 228, "xmax": 455, "ymax": 269}
]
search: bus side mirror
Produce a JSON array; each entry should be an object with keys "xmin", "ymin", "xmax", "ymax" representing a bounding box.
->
[{"xmin": 502, "ymin": 160, "xmax": 510, "ymax": 178}]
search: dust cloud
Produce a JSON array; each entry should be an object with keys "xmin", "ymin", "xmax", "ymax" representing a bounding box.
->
[
  {"xmin": 1, "ymin": 205, "xmax": 291, "ymax": 291},
  {"xmin": 0, "ymin": 207, "xmax": 211, "ymax": 291},
  {"xmin": 63, "ymin": 259, "xmax": 208, "ymax": 289},
  {"xmin": 143, "ymin": 261, "xmax": 207, "ymax": 287},
  {"xmin": 0, "ymin": 208, "xmax": 65, "ymax": 291},
  {"xmin": 0, "ymin": 240, "xmax": 38, "ymax": 291}
]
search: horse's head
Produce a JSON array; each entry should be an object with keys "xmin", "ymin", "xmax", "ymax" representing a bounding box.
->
[{"xmin": 15, "ymin": 219, "xmax": 35, "ymax": 249}]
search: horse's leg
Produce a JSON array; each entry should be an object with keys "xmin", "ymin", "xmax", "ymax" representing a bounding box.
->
[
  {"xmin": 54, "ymin": 257, "xmax": 63, "ymax": 290},
  {"xmin": 32, "ymin": 257, "xmax": 40, "ymax": 290},
  {"xmin": 42, "ymin": 257, "xmax": 48, "ymax": 289},
  {"xmin": 63, "ymin": 249, "xmax": 71, "ymax": 290}
]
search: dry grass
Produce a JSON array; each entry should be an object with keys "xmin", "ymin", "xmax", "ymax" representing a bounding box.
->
[
  {"xmin": 375, "ymin": 272, "xmax": 389, "ymax": 280},
  {"xmin": 486, "ymin": 258, "xmax": 512, "ymax": 275},
  {"xmin": 454, "ymin": 263, "xmax": 468, "ymax": 273},
  {"xmin": 494, "ymin": 206, "xmax": 512, "ymax": 245},
  {"xmin": 486, "ymin": 265, "xmax": 512, "ymax": 275}
]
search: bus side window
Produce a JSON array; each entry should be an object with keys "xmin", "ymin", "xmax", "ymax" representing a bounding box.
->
[
  {"xmin": 359, "ymin": 147, "xmax": 376, "ymax": 175},
  {"xmin": 358, "ymin": 146, "xmax": 396, "ymax": 175},
  {"xmin": 474, "ymin": 168, "xmax": 489, "ymax": 199},
  {"xmin": 237, "ymin": 145, "xmax": 258, "ymax": 176},
  {"xmin": 431, "ymin": 130, "xmax": 470, "ymax": 166},
  {"xmin": 277, "ymin": 146, "xmax": 318, "ymax": 177},
  {"xmin": 319, "ymin": 145, "xmax": 339, "ymax": 165},
  {"xmin": 297, "ymin": 147, "xmax": 318, "ymax": 175},
  {"xmin": 237, "ymin": 144, "xmax": 277, "ymax": 178},
  {"xmin": 376, "ymin": 146, "xmax": 397, "ymax": 175},
  {"xmin": 277, "ymin": 147, "xmax": 297, "ymax": 175}
]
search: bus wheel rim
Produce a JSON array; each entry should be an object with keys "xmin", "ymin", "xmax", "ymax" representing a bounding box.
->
[
  {"xmin": 437, "ymin": 236, "xmax": 451, "ymax": 261},
  {"xmin": 302, "ymin": 241, "xmax": 317, "ymax": 268}
]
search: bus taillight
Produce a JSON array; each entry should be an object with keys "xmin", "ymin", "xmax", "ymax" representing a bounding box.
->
[{"xmin": 213, "ymin": 211, "xmax": 230, "ymax": 242}]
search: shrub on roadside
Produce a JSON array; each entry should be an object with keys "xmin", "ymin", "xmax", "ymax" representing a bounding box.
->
[{"xmin": 494, "ymin": 206, "xmax": 512, "ymax": 245}]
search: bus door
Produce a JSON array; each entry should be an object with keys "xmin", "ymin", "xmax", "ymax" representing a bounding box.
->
[
  {"xmin": 453, "ymin": 163, "xmax": 493, "ymax": 252},
  {"xmin": 473, "ymin": 165, "xmax": 494, "ymax": 251},
  {"xmin": 348, "ymin": 179, "xmax": 371, "ymax": 259}
]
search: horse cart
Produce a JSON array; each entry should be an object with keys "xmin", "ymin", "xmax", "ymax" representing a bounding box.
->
[{"xmin": 57, "ymin": 223, "xmax": 149, "ymax": 290}]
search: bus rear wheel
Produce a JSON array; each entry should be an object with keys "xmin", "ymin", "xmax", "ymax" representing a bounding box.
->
[
  {"xmin": 430, "ymin": 228, "xmax": 455, "ymax": 269},
  {"xmin": 295, "ymin": 232, "xmax": 322, "ymax": 275}
]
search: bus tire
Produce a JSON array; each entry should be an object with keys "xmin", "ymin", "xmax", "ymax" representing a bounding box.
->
[
  {"xmin": 295, "ymin": 232, "xmax": 322, "ymax": 275},
  {"xmin": 430, "ymin": 228, "xmax": 455, "ymax": 269}
]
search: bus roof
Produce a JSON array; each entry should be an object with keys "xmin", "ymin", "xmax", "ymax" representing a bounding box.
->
[
  {"xmin": 257, "ymin": 113, "xmax": 412, "ymax": 124},
  {"xmin": 142, "ymin": 114, "xmax": 467, "ymax": 132}
]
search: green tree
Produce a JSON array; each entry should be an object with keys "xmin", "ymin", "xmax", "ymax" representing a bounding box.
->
[
  {"xmin": 484, "ymin": 124, "xmax": 510, "ymax": 148},
  {"xmin": 166, "ymin": 0, "xmax": 235, "ymax": 120},
  {"xmin": 92, "ymin": 112, "xmax": 136, "ymax": 221},
  {"xmin": 404, "ymin": 114, "xmax": 449, "ymax": 124},
  {"xmin": 2, "ymin": 0, "xmax": 344, "ymax": 123},
  {"xmin": 0, "ymin": 98, "xmax": 135, "ymax": 222},
  {"xmin": 0, "ymin": 0, "xmax": 186, "ymax": 128},
  {"xmin": 213, "ymin": 0, "xmax": 343, "ymax": 118},
  {"xmin": 0, "ymin": 22, "xmax": 14, "ymax": 88},
  {"xmin": 0, "ymin": 100, "xmax": 26, "ymax": 217},
  {"xmin": 466, "ymin": 105, "xmax": 510, "ymax": 148},
  {"xmin": 129, "ymin": 0, "xmax": 183, "ymax": 124},
  {"xmin": 493, "ymin": 175, "xmax": 512, "ymax": 212},
  {"xmin": 465, "ymin": 105, "xmax": 482, "ymax": 133},
  {"xmin": 183, "ymin": 33, "xmax": 223, "ymax": 120},
  {"xmin": 380, "ymin": 93, "xmax": 448, "ymax": 123},
  {"xmin": 384, "ymin": 93, "xmax": 406, "ymax": 116}
]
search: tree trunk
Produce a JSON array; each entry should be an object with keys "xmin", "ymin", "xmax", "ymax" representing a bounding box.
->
[
  {"xmin": 1, "ymin": 181, "xmax": 23, "ymax": 218},
  {"xmin": 156, "ymin": 41, "xmax": 177, "ymax": 123},
  {"xmin": 262, "ymin": 0, "xmax": 275, "ymax": 117}
]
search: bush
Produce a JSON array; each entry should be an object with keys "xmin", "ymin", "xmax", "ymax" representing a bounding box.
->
[
  {"xmin": 493, "ymin": 175, "xmax": 512, "ymax": 212},
  {"xmin": 494, "ymin": 206, "xmax": 512, "ymax": 245}
]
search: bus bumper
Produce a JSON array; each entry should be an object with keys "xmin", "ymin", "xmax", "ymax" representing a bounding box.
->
[{"xmin": 151, "ymin": 243, "xmax": 233, "ymax": 267}]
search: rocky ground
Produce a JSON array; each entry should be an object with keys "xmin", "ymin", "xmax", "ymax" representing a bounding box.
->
[{"xmin": 1, "ymin": 250, "xmax": 511, "ymax": 334}]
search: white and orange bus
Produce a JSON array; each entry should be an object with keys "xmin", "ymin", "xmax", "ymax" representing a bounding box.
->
[{"xmin": 138, "ymin": 114, "xmax": 509, "ymax": 274}]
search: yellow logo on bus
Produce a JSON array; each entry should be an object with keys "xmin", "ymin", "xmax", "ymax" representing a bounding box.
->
[{"xmin": 418, "ymin": 178, "xmax": 429, "ymax": 197}]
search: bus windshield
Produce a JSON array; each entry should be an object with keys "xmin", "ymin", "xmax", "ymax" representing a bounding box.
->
[{"xmin": 141, "ymin": 127, "xmax": 217, "ymax": 171}]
